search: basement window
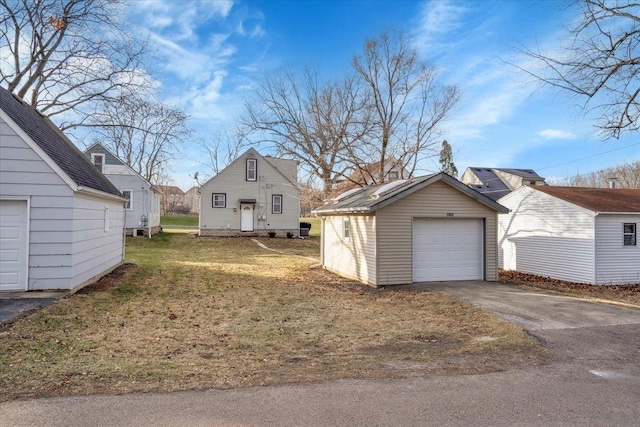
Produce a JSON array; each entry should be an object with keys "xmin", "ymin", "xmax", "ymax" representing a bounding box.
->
[{"xmin": 623, "ymin": 223, "xmax": 636, "ymax": 246}]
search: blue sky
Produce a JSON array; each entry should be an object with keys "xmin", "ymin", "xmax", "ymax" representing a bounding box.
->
[{"xmin": 125, "ymin": 0, "xmax": 640, "ymax": 190}]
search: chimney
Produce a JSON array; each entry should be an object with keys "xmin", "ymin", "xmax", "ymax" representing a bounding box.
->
[{"xmin": 608, "ymin": 177, "xmax": 619, "ymax": 189}]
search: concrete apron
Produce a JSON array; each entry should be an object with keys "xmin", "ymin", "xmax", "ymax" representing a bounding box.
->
[{"xmin": 412, "ymin": 280, "xmax": 640, "ymax": 331}]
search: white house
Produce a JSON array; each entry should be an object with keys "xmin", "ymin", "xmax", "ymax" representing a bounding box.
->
[
  {"xmin": 84, "ymin": 143, "xmax": 161, "ymax": 237},
  {"xmin": 312, "ymin": 173, "xmax": 509, "ymax": 286},
  {"xmin": 499, "ymin": 185, "xmax": 640, "ymax": 285},
  {"xmin": 199, "ymin": 148, "xmax": 301, "ymax": 237},
  {"xmin": 0, "ymin": 88, "xmax": 126, "ymax": 292}
]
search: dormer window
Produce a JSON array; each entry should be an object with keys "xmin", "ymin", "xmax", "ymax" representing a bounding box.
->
[
  {"xmin": 246, "ymin": 158, "xmax": 257, "ymax": 181},
  {"xmin": 91, "ymin": 153, "xmax": 105, "ymax": 172},
  {"xmin": 389, "ymin": 170, "xmax": 399, "ymax": 180}
]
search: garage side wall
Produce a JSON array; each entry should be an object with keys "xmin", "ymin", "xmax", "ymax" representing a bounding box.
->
[
  {"xmin": 1, "ymin": 117, "xmax": 75, "ymax": 290},
  {"xmin": 376, "ymin": 180, "xmax": 499, "ymax": 285},
  {"xmin": 70, "ymin": 194, "xmax": 125, "ymax": 290},
  {"xmin": 322, "ymin": 214, "xmax": 376, "ymax": 285},
  {"xmin": 595, "ymin": 214, "xmax": 640, "ymax": 285},
  {"xmin": 499, "ymin": 187, "xmax": 595, "ymax": 284}
]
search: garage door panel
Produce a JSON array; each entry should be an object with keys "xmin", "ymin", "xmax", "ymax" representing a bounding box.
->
[
  {"xmin": 413, "ymin": 218, "xmax": 483, "ymax": 282},
  {"xmin": 0, "ymin": 200, "xmax": 29, "ymax": 291}
]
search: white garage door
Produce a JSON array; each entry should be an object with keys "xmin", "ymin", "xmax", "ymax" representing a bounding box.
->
[
  {"xmin": 413, "ymin": 218, "xmax": 483, "ymax": 281},
  {"xmin": 0, "ymin": 200, "xmax": 29, "ymax": 291}
]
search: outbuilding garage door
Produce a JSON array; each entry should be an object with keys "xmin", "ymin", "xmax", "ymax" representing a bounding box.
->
[
  {"xmin": 413, "ymin": 218, "xmax": 483, "ymax": 281},
  {"xmin": 0, "ymin": 200, "xmax": 29, "ymax": 291}
]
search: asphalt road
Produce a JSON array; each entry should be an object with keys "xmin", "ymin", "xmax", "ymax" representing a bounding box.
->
[{"xmin": 2, "ymin": 282, "xmax": 640, "ymax": 426}]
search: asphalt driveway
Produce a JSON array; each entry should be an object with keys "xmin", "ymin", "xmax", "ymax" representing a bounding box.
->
[
  {"xmin": 0, "ymin": 292, "xmax": 67, "ymax": 325},
  {"xmin": 414, "ymin": 280, "xmax": 640, "ymax": 331}
]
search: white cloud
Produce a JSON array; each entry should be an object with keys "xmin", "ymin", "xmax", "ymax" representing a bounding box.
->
[{"xmin": 537, "ymin": 129, "xmax": 577, "ymax": 140}]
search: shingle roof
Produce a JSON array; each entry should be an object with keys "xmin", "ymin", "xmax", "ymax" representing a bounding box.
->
[
  {"xmin": 0, "ymin": 87, "xmax": 120, "ymax": 196},
  {"xmin": 465, "ymin": 167, "xmax": 511, "ymax": 201},
  {"xmin": 312, "ymin": 172, "xmax": 508, "ymax": 214},
  {"xmin": 494, "ymin": 168, "xmax": 543, "ymax": 179},
  {"xmin": 531, "ymin": 186, "xmax": 640, "ymax": 213},
  {"xmin": 158, "ymin": 185, "xmax": 185, "ymax": 195}
]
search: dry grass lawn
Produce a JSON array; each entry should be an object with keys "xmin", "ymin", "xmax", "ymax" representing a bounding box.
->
[{"xmin": 0, "ymin": 234, "xmax": 548, "ymax": 402}]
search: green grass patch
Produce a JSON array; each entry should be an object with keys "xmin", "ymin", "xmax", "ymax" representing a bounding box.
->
[{"xmin": 160, "ymin": 215, "xmax": 199, "ymax": 227}]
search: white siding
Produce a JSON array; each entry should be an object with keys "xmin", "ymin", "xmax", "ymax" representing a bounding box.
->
[
  {"xmin": 104, "ymin": 173, "xmax": 160, "ymax": 230},
  {"xmin": 1, "ymin": 117, "xmax": 125, "ymax": 291},
  {"xmin": 499, "ymin": 186, "xmax": 595, "ymax": 284},
  {"xmin": 376, "ymin": 180, "xmax": 499, "ymax": 285},
  {"xmin": 322, "ymin": 214, "xmax": 376, "ymax": 285},
  {"xmin": 200, "ymin": 149, "xmax": 301, "ymax": 236},
  {"xmin": 595, "ymin": 215, "xmax": 640, "ymax": 284}
]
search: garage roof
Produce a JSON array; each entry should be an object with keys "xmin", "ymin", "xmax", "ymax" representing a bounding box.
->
[
  {"xmin": 0, "ymin": 87, "xmax": 120, "ymax": 197},
  {"xmin": 312, "ymin": 172, "xmax": 509, "ymax": 214}
]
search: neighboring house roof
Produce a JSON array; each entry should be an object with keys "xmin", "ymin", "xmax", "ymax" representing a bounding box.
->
[
  {"xmin": 83, "ymin": 142, "xmax": 161, "ymax": 193},
  {"xmin": 158, "ymin": 185, "xmax": 185, "ymax": 195},
  {"xmin": 312, "ymin": 172, "xmax": 508, "ymax": 214},
  {"xmin": 494, "ymin": 168, "xmax": 543, "ymax": 179},
  {"xmin": 530, "ymin": 186, "xmax": 640, "ymax": 213},
  {"xmin": 334, "ymin": 158, "xmax": 405, "ymax": 194},
  {"xmin": 463, "ymin": 167, "xmax": 545, "ymax": 201},
  {"xmin": 464, "ymin": 167, "xmax": 512, "ymax": 201},
  {"xmin": 0, "ymin": 87, "xmax": 120, "ymax": 197}
]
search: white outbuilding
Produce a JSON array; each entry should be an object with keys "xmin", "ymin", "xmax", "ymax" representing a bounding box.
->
[{"xmin": 0, "ymin": 88, "xmax": 126, "ymax": 292}]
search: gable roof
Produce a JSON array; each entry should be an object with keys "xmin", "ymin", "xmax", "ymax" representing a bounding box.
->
[
  {"xmin": 464, "ymin": 167, "xmax": 511, "ymax": 201},
  {"xmin": 201, "ymin": 147, "xmax": 299, "ymax": 189},
  {"xmin": 463, "ymin": 167, "xmax": 545, "ymax": 201},
  {"xmin": 312, "ymin": 172, "xmax": 509, "ymax": 214},
  {"xmin": 0, "ymin": 87, "xmax": 120, "ymax": 197},
  {"xmin": 158, "ymin": 185, "xmax": 185, "ymax": 195},
  {"xmin": 531, "ymin": 186, "xmax": 640, "ymax": 213}
]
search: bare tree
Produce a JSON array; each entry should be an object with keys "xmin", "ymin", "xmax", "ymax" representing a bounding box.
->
[
  {"xmin": 521, "ymin": 0, "xmax": 640, "ymax": 139},
  {"xmin": 563, "ymin": 160, "xmax": 640, "ymax": 188},
  {"xmin": 439, "ymin": 139, "xmax": 458, "ymax": 177},
  {"xmin": 242, "ymin": 66, "xmax": 369, "ymax": 195},
  {"xmin": 0, "ymin": 0, "xmax": 149, "ymax": 131},
  {"xmin": 89, "ymin": 95, "xmax": 191, "ymax": 183},
  {"xmin": 197, "ymin": 128, "xmax": 245, "ymax": 180},
  {"xmin": 351, "ymin": 29, "xmax": 460, "ymax": 184}
]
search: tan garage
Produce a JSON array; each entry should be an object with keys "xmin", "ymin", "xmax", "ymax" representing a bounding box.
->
[{"xmin": 312, "ymin": 173, "xmax": 508, "ymax": 287}]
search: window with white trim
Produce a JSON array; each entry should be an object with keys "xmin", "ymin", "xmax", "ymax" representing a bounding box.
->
[
  {"xmin": 343, "ymin": 217, "xmax": 350, "ymax": 241},
  {"xmin": 121, "ymin": 189, "xmax": 132, "ymax": 210},
  {"xmin": 272, "ymin": 194, "xmax": 282, "ymax": 214},
  {"xmin": 246, "ymin": 158, "xmax": 257, "ymax": 181},
  {"xmin": 623, "ymin": 223, "xmax": 636, "ymax": 246},
  {"xmin": 91, "ymin": 153, "xmax": 105, "ymax": 172},
  {"xmin": 212, "ymin": 193, "xmax": 226, "ymax": 208}
]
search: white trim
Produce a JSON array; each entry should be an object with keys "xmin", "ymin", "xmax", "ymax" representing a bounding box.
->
[
  {"xmin": 121, "ymin": 189, "xmax": 133, "ymax": 210},
  {"xmin": 77, "ymin": 186, "xmax": 126, "ymax": 203},
  {"xmin": 246, "ymin": 158, "xmax": 257, "ymax": 181},
  {"xmin": 104, "ymin": 207, "xmax": 110, "ymax": 232},
  {"xmin": 0, "ymin": 197, "xmax": 30, "ymax": 291},
  {"xmin": 0, "ymin": 109, "xmax": 78, "ymax": 191},
  {"xmin": 90, "ymin": 152, "xmax": 105, "ymax": 171}
]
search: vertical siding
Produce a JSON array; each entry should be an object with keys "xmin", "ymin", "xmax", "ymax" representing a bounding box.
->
[
  {"xmin": 499, "ymin": 187, "xmax": 595, "ymax": 284},
  {"xmin": 70, "ymin": 194, "xmax": 124, "ymax": 289},
  {"xmin": 200, "ymin": 150, "xmax": 300, "ymax": 236},
  {"xmin": 375, "ymin": 180, "xmax": 499, "ymax": 285},
  {"xmin": 595, "ymin": 215, "xmax": 640, "ymax": 284},
  {"xmin": 323, "ymin": 214, "xmax": 376, "ymax": 285}
]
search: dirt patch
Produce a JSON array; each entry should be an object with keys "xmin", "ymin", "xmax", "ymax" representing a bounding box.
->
[
  {"xmin": 76, "ymin": 264, "xmax": 140, "ymax": 294},
  {"xmin": 500, "ymin": 270, "xmax": 640, "ymax": 307}
]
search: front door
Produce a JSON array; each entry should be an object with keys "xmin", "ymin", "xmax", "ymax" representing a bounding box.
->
[{"xmin": 240, "ymin": 203, "xmax": 254, "ymax": 232}]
